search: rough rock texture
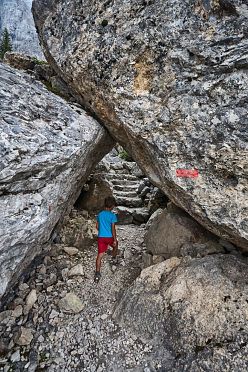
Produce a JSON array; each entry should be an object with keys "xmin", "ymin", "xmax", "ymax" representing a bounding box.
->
[
  {"xmin": 145, "ymin": 202, "xmax": 218, "ymax": 257},
  {"xmin": 33, "ymin": 0, "xmax": 248, "ymax": 250},
  {"xmin": 75, "ymin": 155, "xmax": 154, "ymax": 224},
  {"xmin": 3, "ymin": 52, "xmax": 78, "ymax": 102},
  {"xmin": 76, "ymin": 173, "xmax": 113, "ymax": 212},
  {"xmin": 114, "ymin": 254, "xmax": 248, "ymax": 370},
  {"xmin": 59, "ymin": 210, "xmax": 97, "ymax": 249},
  {"xmin": 0, "ymin": 63, "xmax": 113, "ymax": 303},
  {"xmin": 3, "ymin": 52, "xmax": 36, "ymax": 71},
  {"xmin": 58, "ymin": 292, "xmax": 84, "ymax": 314},
  {"xmin": 0, "ymin": 0, "xmax": 43, "ymax": 59},
  {"xmin": 0, "ymin": 226, "xmax": 170, "ymax": 371}
]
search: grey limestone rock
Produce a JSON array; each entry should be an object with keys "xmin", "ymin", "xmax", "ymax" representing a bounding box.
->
[
  {"xmin": 33, "ymin": 0, "xmax": 248, "ymax": 250},
  {"xmin": 59, "ymin": 210, "xmax": 97, "ymax": 249},
  {"xmin": 58, "ymin": 292, "xmax": 84, "ymax": 314},
  {"xmin": 14, "ymin": 326, "xmax": 33, "ymax": 346},
  {"xmin": 114, "ymin": 254, "xmax": 248, "ymax": 370},
  {"xmin": 0, "ymin": 0, "xmax": 43, "ymax": 59},
  {"xmin": 0, "ymin": 63, "xmax": 113, "ymax": 303},
  {"xmin": 145, "ymin": 202, "xmax": 215, "ymax": 257},
  {"xmin": 3, "ymin": 52, "xmax": 36, "ymax": 71}
]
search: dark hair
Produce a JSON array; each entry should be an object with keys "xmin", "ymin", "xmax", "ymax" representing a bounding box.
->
[{"xmin": 104, "ymin": 196, "xmax": 117, "ymax": 208}]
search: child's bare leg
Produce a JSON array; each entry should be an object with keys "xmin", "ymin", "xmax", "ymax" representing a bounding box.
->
[
  {"xmin": 112, "ymin": 241, "xmax": 118, "ymax": 258},
  {"xmin": 96, "ymin": 252, "xmax": 105, "ymax": 272}
]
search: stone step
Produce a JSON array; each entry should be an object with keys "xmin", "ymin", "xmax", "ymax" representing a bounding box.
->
[
  {"xmin": 113, "ymin": 184, "xmax": 138, "ymax": 192},
  {"xmin": 116, "ymin": 196, "xmax": 143, "ymax": 208},
  {"xmin": 109, "ymin": 168, "xmax": 132, "ymax": 175},
  {"xmin": 106, "ymin": 173, "xmax": 138, "ymax": 181},
  {"xmin": 111, "ymin": 179, "xmax": 140, "ymax": 186},
  {"xmin": 114, "ymin": 190, "xmax": 138, "ymax": 198}
]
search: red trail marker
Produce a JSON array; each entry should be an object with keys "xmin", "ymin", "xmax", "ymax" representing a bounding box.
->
[{"xmin": 176, "ymin": 169, "xmax": 199, "ymax": 178}]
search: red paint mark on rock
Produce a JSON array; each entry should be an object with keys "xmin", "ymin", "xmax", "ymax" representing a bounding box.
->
[{"xmin": 176, "ymin": 169, "xmax": 199, "ymax": 178}]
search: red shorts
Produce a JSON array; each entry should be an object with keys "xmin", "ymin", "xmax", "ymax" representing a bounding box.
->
[{"xmin": 98, "ymin": 237, "xmax": 115, "ymax": 254}]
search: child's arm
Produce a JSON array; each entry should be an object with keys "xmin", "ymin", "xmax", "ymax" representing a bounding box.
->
[
  {"xmin": 112, "ymin": 223, "xmax": 117, "ymax": 246},
  {"xmin": 96, "ymin": 221, "xmax": 98, "ymax": 231}
]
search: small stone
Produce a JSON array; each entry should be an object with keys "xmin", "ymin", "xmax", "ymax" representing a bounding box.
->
[
  {"xmin": 12, "ymin": 298, "xmax": 24, "ymax": 307},
  {"xmin": 58, "ymin": 293, "xmax": 84, "ymax": 314},
  {"xmin": 44, "ymin": 273, "xmax": 57, "ymax": 287},
  {"xmin": 68, "ymin": 264, "xmax": 84, "ymax": 277},
  {"xmin": 14, "ymin": 327, "xmax": 33, "ymax": 346},
  {"xmin": 10, "ymin": 349, "xmax": 21, "ymax": 362},
  {"xmin": 61, "ymin": 268, "xmax": 69, "ymax": 281},
  {"xmin": 38, "ymin": 335, "xmax": 45, "ymax": 343},
  {"xmin": 37, "ymin": 264, "xmax": 47, "ymax": 275},
  {"xmin": 12, "ymin": 305, "xmax": 23, "ymax": 318},
  {"xmin": 0, "ymin": 310, "xmax": 13, "ymax": 323},
  {"xmin": 63, "ymin": 247, "xmax": 79, "ymax": 256},
  {"xmin": 100, "ymin": 314, "xmax": 108, "ymax": 320},
  {"xmin": 26, "ymin": 289, "xmax": 37, "ymax": 309},
  {"xmin": 49, "ymin": 310, "xmax": 59, "ymax": 319},
  {"xmin": 19, "ymin": 283, "xmax": 29, "ymax": 291}
]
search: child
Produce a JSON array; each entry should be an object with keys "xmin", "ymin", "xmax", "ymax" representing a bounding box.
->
[{"xmin": 95, "ymin": 196, "xmax": 118, "ymax": 282}]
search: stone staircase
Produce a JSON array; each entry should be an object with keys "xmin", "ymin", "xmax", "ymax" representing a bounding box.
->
[{"xmin": 105, "ymin": 166, "xmax": 150, "ymax": 224}]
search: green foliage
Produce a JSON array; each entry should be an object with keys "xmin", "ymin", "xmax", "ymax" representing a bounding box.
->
[
  {"xmin": 31, "ymin": 56, "xmax": 48, "ymax": 65},
  {"xmin": 43, "ymin": 80, "xmax": 61, "ymax": 96},
  {"xmin": 118, "ymin": 149, "xmax": 133, "ymax": 162},
  {"xmin": 0, "ymin": 28, "xmax": 12, "ymax": 60}
]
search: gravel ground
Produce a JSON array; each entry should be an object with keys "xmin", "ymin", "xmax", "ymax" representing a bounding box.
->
[{"xmin": 1, "ymin": 225, "xmax": 174, "ymax": 372}]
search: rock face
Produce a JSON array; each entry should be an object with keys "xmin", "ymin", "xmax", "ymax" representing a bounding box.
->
[
  {"xmin": 0, "ymin": 63, "xmax": 113, "ymax": 303},
  {"xmin": 114, "ymin": 254, "xmax": 248, "ymax": 369},
  {"xmin": 59, "ymin": 210, "xmax": 97, "ymax": 249},
  {"xmin": 33, "ymin": 0, "xmax": 248, "ymax": 250},
  {"xmin": 0, "ymin": 0, "xmax": 43, "ymax": 59},
  {"xmin": 3, "ymin": 52, "xmax": 78, "ymax": 102}
]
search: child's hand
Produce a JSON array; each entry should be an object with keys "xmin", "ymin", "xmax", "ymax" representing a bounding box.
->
[{"xmin": 113, "ymin": 239, "xmax": 117, "ymax": 247}]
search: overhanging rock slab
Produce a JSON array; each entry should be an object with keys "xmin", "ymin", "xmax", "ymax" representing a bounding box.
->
[
  {"xmin": 0, "ymin": 63, "xmax": 114, "ymax": 302},
  {"xmin": 33, "ymin": 0, "xmax": 248, "ymax": 249}
]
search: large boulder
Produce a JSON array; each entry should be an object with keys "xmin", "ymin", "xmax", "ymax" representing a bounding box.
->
[
  {"xmin": 0, "ymin": 63, "xmax": 113, "ymax": 303},
  {"xmin": 145, "ymin": 202, "xmax": 218, "ymax": 258},
  {"xmin": 32, "ymin": 0, "xmax": 248, "ymax": 250},
  {"xmin": 114, "ymin": 254, "xmax": 248, "ymax": 370},
  {"xmin": 59, "ymin": 210, "xmax": 97, "ymax": 249}
]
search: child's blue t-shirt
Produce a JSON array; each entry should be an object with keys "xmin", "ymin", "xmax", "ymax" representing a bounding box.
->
[{"xmin": 97, "ymin": 210, "xmax": 118, "ymax": 238}]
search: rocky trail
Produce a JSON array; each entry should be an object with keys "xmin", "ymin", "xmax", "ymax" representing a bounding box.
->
[{"xmin": 0, "ymin": 225, "xmax": 173, "ymax": 372}]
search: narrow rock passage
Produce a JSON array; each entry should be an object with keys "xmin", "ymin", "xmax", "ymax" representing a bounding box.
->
[{"xmin": 2, "ymin": 225, "xmax": 173, "ymax": 371}]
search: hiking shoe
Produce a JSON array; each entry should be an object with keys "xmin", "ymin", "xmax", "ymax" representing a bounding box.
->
[{"xmin": 94, "ymin": 272, "xmax": 101, "ymax": 283}]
